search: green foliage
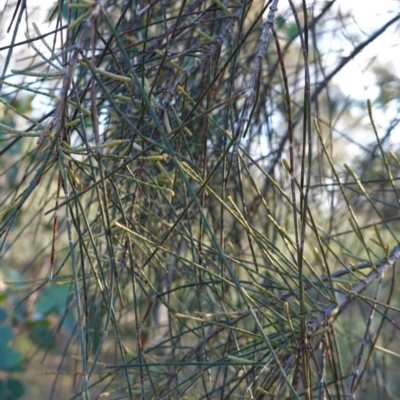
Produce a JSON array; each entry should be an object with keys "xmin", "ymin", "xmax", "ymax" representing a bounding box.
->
[
  {"xmin": 0, "ymin": 324, "xmax": 25, "ymax": 371},
  {"xmin": 0, "ymin": 378, "xmax": 25, "ymax": 400},
  {"xmin": 1, "ymin": 1, "xmax": 400, "ymax": 399}
]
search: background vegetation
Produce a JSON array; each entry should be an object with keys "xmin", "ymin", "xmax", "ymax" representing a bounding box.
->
[{"xmin": 0, "ymin": 0, "xmax": 399, "ymax": 399}]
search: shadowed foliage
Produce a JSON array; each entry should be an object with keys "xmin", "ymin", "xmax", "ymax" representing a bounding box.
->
[{"xmin": 1, "ymin": 1, "xmax": 400, "ymax": 399}]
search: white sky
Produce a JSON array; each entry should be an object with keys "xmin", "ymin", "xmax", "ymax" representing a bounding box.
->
[{"xmin": 331, "ymin": 1, "xmax": 399, "ymax": 96}]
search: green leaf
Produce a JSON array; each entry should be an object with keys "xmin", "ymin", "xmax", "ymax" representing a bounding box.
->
[
  {"xmin": 0, "ymin": 308, "xmax": 7, "ymax": 322},
  {"xmin": 285, "ymin": 23, "xmax": 298, "ymax": 40},
  {"xmin": 28, "ymin": 325, "xmax": 55, "ymax": 351},
  {"xmin": 0, "ymin": 378, "xmax": 25, "ymax": 400},
  {"xmin": 0, "ymin": 326, "xmax": 24, "ymax": 371},
  {"xmin": 0, "ymin": 266, "xmax": 25, "ymax": 286},
  {"xmin": 34, "ymin": 284, "xmax": 69, "ymax": 316}
]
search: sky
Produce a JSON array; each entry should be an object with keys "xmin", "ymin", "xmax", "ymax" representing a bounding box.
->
[{"xmin": 330, "ymin": 1, "xmax": 399, "ymax": 99}]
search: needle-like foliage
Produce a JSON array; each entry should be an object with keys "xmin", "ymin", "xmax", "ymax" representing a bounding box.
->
[{"xmin": 1, "ymin": 1, "xmax": 400, "ymax": 399}]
